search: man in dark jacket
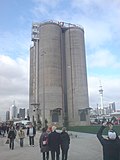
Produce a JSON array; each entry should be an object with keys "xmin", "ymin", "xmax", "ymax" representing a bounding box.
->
[
  {"xmin": 48, "ymin": 126, "xmax": 61, "ymax": 160},
  {"xmin": 97, "ymin": 122, "xmax": 120, "ymax": 160},
  {"xmin": 60, "ymin": 127, "xmax": 70, "ymax": 160},
  {"xmin": 27, "ymin": 124, "xmax": 36, "ymax": 146},
  {"xmin": 8, "ymin": 126, "xmax": 16, "ymax": 150}
]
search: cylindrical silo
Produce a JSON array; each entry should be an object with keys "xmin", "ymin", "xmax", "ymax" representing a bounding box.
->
[
  {"xmin": 38, "ymin": 22, "xmax": 63, "ymax": 125},
  {"xmin": 65, "ymin": 27, "xmax": 89, "ymax": 126}
]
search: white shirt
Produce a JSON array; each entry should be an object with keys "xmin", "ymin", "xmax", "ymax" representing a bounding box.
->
[{"xmin": 29, "ymin": 127, "xmax": 34, "ymax": 136}]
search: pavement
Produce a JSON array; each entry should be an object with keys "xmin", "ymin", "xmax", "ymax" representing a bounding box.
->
[{"xmin": 0, "ymin": 130, "xmax": 103, "ymax": 160}]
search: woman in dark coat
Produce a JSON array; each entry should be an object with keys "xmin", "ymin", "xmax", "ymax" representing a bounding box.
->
[
  {"xmin": 39, "ymin": 128, "xmax": 49, "ymax": 160},
  {"xmin": 60, "ymin": 127, "xmax": 70, "ymax": 160}
]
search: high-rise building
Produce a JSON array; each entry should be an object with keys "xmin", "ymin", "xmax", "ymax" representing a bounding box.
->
[
  {"xmin": 27, "ymin": 109, "xmax": 30, "ymax": 120},
  {"xmin": 109, "ymin": 102, "xmax": 116, "ymax": 113},
  {"xmin": 29, "ymin": 21, "xmax": 90, "ymax": 126},
  {"xmin": 19, "ymin": 108, "xmax": 25, "ymax": 119},
  {"xmin": 6, "ymin": 111, "xmax": 10, "ymax": 121},
  {"xmin": 11, "ymin": 104, "xmax": 18, "ymax": 119}
]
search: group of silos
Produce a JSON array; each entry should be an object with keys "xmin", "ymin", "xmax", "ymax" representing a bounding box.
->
[{"xmin": 29, "ymin": 21, "xmax": 90, "ymax": 127}]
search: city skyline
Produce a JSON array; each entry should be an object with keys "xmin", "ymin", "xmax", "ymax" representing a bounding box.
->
[
  {"xmin": 5, "ymin": 103, "xmax": 26, "ymax": 121},
  {"xmin": 0, "ymin": 0, "xmax": 120, "ymax": 119}
]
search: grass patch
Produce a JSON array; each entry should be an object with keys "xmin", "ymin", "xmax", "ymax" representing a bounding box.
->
[{"xmin": 68, "ymin": 125, "xmax": 120, "ymax": 135}]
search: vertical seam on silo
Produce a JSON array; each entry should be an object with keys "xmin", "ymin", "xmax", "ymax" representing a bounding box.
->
[
  {"xmin": 69, "ymin": 25, "xmax": 74, "ymax": 118},
  {"xmin": 60, "ymin": 27, "xmax": 63, "ymax": 122},
  {"xmin": 62, "ymin": 27, "xmax": 68, "ymax": 127}
]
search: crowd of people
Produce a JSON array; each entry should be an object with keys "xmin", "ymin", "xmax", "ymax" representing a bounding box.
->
[
  {"xmin": 0, "ymin": 123, "xmax": 10, "ymax": 136},
  {"xmin": 2, "ymin": 120, "xmax": 120, "ymax": 160},
  {"xmin": 39, "ymin": 126, "xmax": 70, "ymax": 160},
  {"xmin": 0, "ymin": 123, "xmax": 70, "ymax": 160}
]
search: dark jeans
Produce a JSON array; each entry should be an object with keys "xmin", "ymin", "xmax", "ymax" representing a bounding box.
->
[
  {"xmin": 29, "ymin": 136, "xmax": 34, "ymax": 145},
  {"xmin": 9, "ymin": 138, "xmax": 14, "ymax": 150},
  {"xmin": 51, "ymin": 151, "xmax": 59, "ymax": 160},
  {"xmin": 20, "ymin": 138, "xmax": 24, "ymax": 147},
  {"xmin": 43, "ymin": 152, "xmax": 49, "ymax": 160},
  {"xmin": 62, "ymin": 149, "xmax": 68, "ymax": 160}
]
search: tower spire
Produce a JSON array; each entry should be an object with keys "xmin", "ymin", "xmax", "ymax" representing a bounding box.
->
[{"xmin": 99, "ymin": 81, "xmax": 104, "ymax": 114}]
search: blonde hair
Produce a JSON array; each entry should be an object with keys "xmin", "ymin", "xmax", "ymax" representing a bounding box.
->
[{"xmin": 52, "ymin": 126, "xmax": 56, "ymax": 131}]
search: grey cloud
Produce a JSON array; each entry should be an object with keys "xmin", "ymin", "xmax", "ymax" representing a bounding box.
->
[
  {"xmin": 70, "ymin": 0, "xmax": 120, "ymax": 49},
  {"xmin": 86, "ymin": 50, "xmax": 120, "ymax": 69},
  {"xmin": 0, "ymin": 55, "xmax": 29, "ymax": 118},
  {"xmin": 0, "ymin": 95, "xmax": 29, "ymax": 120}
]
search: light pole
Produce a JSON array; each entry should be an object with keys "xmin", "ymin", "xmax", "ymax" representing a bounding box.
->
[{"xmin": 41, "ymin": 51, "xmax": 46, "ymax": 128}]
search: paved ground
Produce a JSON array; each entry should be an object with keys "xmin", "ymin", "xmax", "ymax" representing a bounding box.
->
[{"xmin": 0, "ymin": 130, "xmax": 103, "ymax": 160}]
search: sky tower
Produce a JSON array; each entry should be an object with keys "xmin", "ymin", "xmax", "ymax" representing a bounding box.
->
[{"xmin": 99, "ymin": 84, "xmax": 104, "ymax": 111}]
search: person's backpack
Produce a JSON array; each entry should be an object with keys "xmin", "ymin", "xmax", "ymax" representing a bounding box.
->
[{"xmin": 42, "ymin": 134, "xmax": 48, "ymax": 146}]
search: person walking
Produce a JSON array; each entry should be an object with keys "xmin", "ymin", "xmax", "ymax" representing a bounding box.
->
[
  {"xmin": 48, "ymin": 126, "xmax": 61, "ymax": 160},
  {"xmin": 39, "ymin": 127, "xmax": 49, "ymax": 160},
  {"xmin": 18, "ymin": 127, "xmax": 25, "ymax": 147},
  {"xmin": 27, "ymin": 124, "xmax": 36, "ymax": 147},
  {"xmin": 97, "ymin": 122, "xmax": 120, "ymax": 160},
  {"xmin": 60, "ymin": 127, "xmax": 70, "ymax": 160},
  {"xmin": 6, "ymin": 124, "xmax": 10, "ymax": 134},
  {"xmin": 1, "ymin": 124, "xmax": 6, "ymax": 137},
  {"xmin": 8, "ymin": 126, "xmax": 16, "ymax": 150}
]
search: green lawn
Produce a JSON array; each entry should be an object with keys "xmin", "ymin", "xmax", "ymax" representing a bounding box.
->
[{"xmin": 68, "ymin": 125, "xmax": 120, "ymax": 135}]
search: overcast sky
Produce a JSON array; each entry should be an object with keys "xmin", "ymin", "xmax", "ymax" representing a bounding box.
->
[{"xmin": 0, "ymin": 0, "xmax": 120, "ymax": 120}]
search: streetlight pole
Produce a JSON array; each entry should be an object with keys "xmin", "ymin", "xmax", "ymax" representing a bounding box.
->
[{"xmin": 41, "ymin": 51, "xmax": 46, "ymax": 128}]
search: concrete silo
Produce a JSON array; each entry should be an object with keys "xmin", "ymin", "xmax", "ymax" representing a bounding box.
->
[
  {"xmin": 30, "ymin": 21, "xmax": 90, "ymax": 127},
  {"xmin": 65, "ymin": 26, "xmax": 90, "ymax": 126},
  {"xmin": 38, "ymin": 22, "xmax": 63, "ymax": 126}
]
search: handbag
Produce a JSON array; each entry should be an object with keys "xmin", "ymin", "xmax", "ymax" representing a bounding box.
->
[{"xmin": 5, "ymin": 139, "xmax": 9, "ymax": 144}]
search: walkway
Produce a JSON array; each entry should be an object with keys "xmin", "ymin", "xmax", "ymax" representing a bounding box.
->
[{"xmin": 0, "ymin": 130, "xmax": 102, "ymax": 160}]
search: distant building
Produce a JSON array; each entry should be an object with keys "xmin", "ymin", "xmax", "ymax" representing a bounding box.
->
[
  {"xmin": 6, "ymin": 111, "xmax": 10, "ymax": 121},
  {"xmin": 27, "ymin": 109, "xmax": 30, "ymax": 120},
  {"xmin": 19, "ymin": 108, "xmax": 25, "ymax": 119},
  {"xmin": 104, "ymin": 107, "xmax": 110, "ymax": 115},
  {"xmin": 109, "ymin": 102, "xmax": 116, "ymax": 113},
  {"xmin": 17, "ymin": 113, "xmax": 20, "ymax": 118},
  {"xmin": 90, "ymin": 102, "xmax": 116, "ymax": 118},
  {"xmin": 11, "ymin": 105, "xmax": 18, "ymax": 119}
]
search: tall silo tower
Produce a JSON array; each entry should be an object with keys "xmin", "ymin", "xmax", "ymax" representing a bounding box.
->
[
  {"xmin": 30, "ymin": 21, "xmax": 90, "ymax": 127},
  {"xmin": 64, "ymin": 25, "xmax": 90, "ymax": 126},
  {"xmin": 38, "ymin": 22, "xmax": 63, "ymax": 127}
]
